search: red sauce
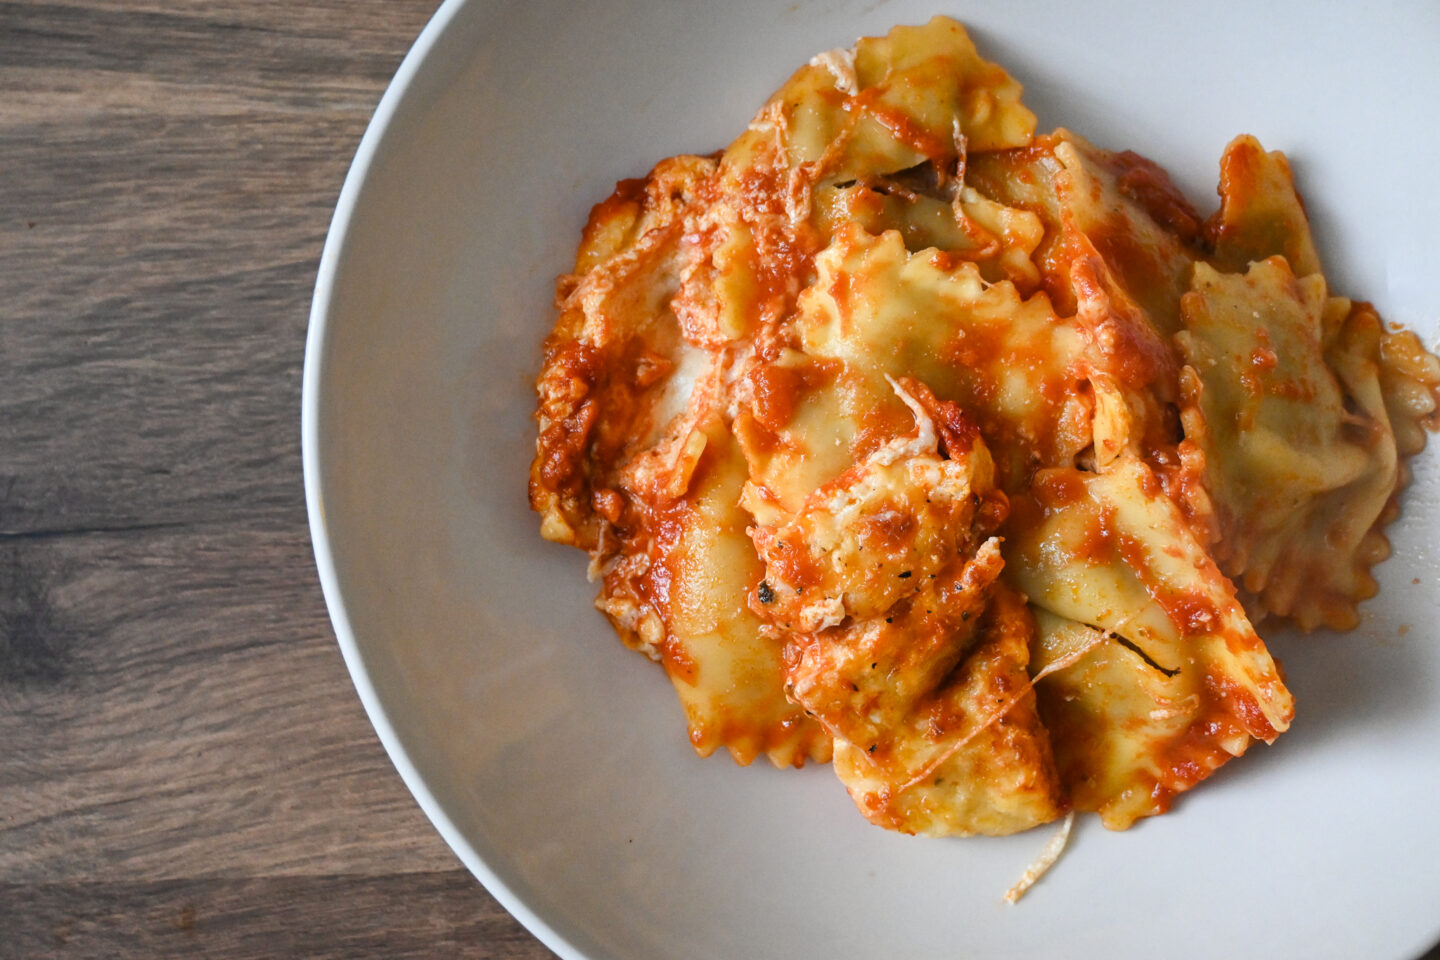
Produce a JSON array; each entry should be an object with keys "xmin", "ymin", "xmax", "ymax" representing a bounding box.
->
[
  {"xmin": 899, "ymin": 376, "xmax": 981, "ymax": 458},
  {"xmin": 1108, "ymin": 149, "xmax": 1203, "ymax": 244},
  {"xmin": 749, "ymin": 362, "xmax": 805, "ymax": 433},
  {"xmin": 760, "ymin": 529, "xmax": 826, "ymax": 595},
  {"xmin": 1114, "ymin": 530, "xmax": 1221, "ymax": 636},
  {"xmin": 851, "ymin": 90, "xmax": 953, "ymax": 163},
  {"xmin": 1068, "ymin": 253, "xmax": 1176, "ymax": 390},
  {"xmin": 1250, "ymin": 327, "xmax": 1279, "ymax": 373},
  {"xmin": 536, "ymin": 400, "xmax": 597, "ymax": 494},
  {"xmin": 1209, "ymin": 670, "xmax": 1281, "ymax": 742},
  {"xmin": 1003, "ymin": 489, "xmax": 1044, "ymax": 535},
  {"xmin": 1034, "ymin": 468, "xmax": 1088, "ymax": 509},
  {"xmin": 592, "ymin": 488, "xmax": 624, "ymax": 525},
  {"xmin": 1145, "ymin": 696, "xmax": 1247, "ymax": 810},
  {"xmin": 1203, "ymin": 135, "xmax": 1263, "ymax": 252},
  {"xmin": 1158, "ymin": 590, "xmax": 1220, "ymax": 635},
  {"xmin": 850, "ymin": 377, "xmax": 921, "ymax": 463},
  {"xmin": 662, "ymin": 634, "xmax": 700, "ymax": 686},
  {"xmin": 860, "ymin": 505, "xmax": 919, "ymax": 554},
  {"xmin": 731, "ymin": 409, "xmax": 785, "ymax": 458},
  {"xmin": 632, "ymin": 348, "xmax": 675, "ymax": 388},
  {"xmin": 576, "ymin": 176, "xmax": 648, "ymax": 268},
  {"xmin": 1267, "ymin": 376, "xmax": 1315, "ymax": 403},
  {"xmin": 1074, "ymin": 506, "xmax": 1115, "ymax": 565},
  {"xmin": 631, "ymin": 497, "xmax": 691, "ymax": 633}
]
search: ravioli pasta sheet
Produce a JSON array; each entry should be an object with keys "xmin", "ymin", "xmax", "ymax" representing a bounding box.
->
[{"xmin": 530, "ymin": 17, "xmax": 1440, "ymax": 838}]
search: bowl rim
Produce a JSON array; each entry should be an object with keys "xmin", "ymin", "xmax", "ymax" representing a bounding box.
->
[
  {"xmin": 300, "ymin": 2, "xmax": 586, "ymax": 957},
  {"xmin": 299, "ymin": 6, "xmax": 1440, "ymax": 959}
]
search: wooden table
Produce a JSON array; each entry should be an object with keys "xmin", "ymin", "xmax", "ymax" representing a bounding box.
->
[{"xmin": 1, "ymin": 2, "xmax": 551, "ymax": 956}]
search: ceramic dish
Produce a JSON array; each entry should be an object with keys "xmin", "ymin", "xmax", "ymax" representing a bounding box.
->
[{"xmin": 303, "ymin": 2, "xmax": 1440, "ymax": 957}]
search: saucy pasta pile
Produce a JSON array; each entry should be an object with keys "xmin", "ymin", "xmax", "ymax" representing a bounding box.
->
[{"xmin": 529, "ymin": 17, "xmax": 1440, "ymax": 837}]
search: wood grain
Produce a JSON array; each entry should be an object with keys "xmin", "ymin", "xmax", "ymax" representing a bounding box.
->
[
  {"xmin": 0, "ymin": 523, "xmax": 456, "ymax": 884},
  {"xmin": 0, "ymin": 872, "xmax": 540, "ymax": 959},
  {"xmin": 1, "ymin": 0, "xmax": 408, "ymax": 535},
  {"xmin": 0, "ymin": 2, "xmax": 557, "ymax": 956}
]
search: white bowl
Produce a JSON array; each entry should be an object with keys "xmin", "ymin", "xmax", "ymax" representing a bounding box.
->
[{"xmin": 303, "ymin": 2, "xmax": 1440, "ymax": 958}]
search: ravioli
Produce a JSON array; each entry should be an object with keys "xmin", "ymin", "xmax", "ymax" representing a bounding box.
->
[
  {"xmin": 1176, "ymin": 258, "xmax": 1395, "ymax": 629},
  {"xmin": 529, "ymin": 16, "xmax": 1439, "ymax": 845},
  {"xmin": 832, "ymin": 585, "xmax": 1064, "ymax": 837},
  {"xmin": 784, "ymin": 224, "xmax": 1092, "ymax": 491},
  {"xmin": 1005, "ymin": 460, "xmax": 1293, "ymax": 828}
]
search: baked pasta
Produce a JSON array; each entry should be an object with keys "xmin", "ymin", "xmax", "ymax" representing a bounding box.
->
[{"xmin": 529, "ymin": 17, "xmax": 1440, "ymax": 838}]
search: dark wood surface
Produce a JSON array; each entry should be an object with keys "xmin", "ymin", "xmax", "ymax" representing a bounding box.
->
[{"xmin": 1, "ymin": 1, "xmax": 554, "ymax": 956}]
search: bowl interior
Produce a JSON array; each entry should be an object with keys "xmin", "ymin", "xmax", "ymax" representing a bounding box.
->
[{"xmin": 306, "ymin": 2, "xmax": 1440, "ymax": 958}]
